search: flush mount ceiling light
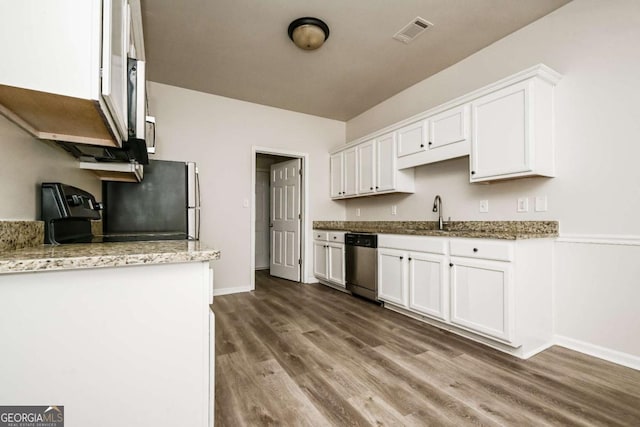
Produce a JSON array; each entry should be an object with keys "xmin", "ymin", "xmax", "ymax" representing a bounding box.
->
[{"xmin": 288, "ymin": 17, "xmax": 330, "ymax": 50}]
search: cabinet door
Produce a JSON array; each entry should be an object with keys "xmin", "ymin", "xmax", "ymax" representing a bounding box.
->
[
  {"xmin": 408, "ymin": 252, "xmax": 448, "ymax": 321},
  {"xmin": 330, "ymin": 152, "xmax": 344, "ymax": 198},
  {"xmin": 358, "ymin": 140, "xmax": 376, "ymax": 195},
  {"xmin": 102, "ymin": 0, "xmax": 129, "ymax": 140},
  {"xmin": 378, "ymin": 248, "xmax": 407, "ymax": 306},
  {"xmin": 428, "ymin": 104, "xmax": 469, "ymax": 150},
  {"xmin": 313, "ymin": 242, "xmax": 328, "ymax": 280},
  {"xmin": 343, "ymin": 147, "xmax": 358, "ymax": 196},
  {"xmin": 470, "ymin": 81, "xmax": 532, "ymax": 181},
  {"xmin": 397, "ymin": 120, "xmax": 427, "ymax": 157},
  {"xmin": 327, "ymin": 243, "xmax": 345, "ymax": 286},
  {"xmin": 450, "ymin": 257, "xmax": 513, "ymax": 342},
  {"xmin": 376, "ymin": 132, "xmax": 396, "ymax": 192}
]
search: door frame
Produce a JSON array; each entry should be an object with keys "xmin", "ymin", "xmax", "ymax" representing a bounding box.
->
[{"xmin": 250, "ymin": 146, "xmax": 309, "ymax": 291}]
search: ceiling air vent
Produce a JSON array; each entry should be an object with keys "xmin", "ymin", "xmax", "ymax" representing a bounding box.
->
[{"xmin": 393, "ymin": 17, "xmax": 433, "ymax": 44}]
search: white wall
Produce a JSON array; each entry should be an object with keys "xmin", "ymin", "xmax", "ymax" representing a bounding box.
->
[
  {"xmin": 147, "ymin": 82, "xmax": 345, "ymax": 293},
  {"xmin": 0, "ymin": 115, "xmax": 101, "ymax": 220},
  {"xmin": 345, "ymin": 0, "xmax": 640, "ymax": 362}
]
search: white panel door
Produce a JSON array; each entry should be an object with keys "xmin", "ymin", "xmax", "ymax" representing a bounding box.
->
[
  {"xmin": 270, "ymin": 159, "xmax": 301, "ymax": 282},
  {"xmin": 330, "ymin": 152, "xmax": 344, "ymax": 198},
  {"xmin": 376, "ymin": 132, "xmax": 396, "ymax": 192},
  {"xmin": 327, "ymin": 243, "xmax": 345, "ymax": 285},
  {"xmin": 408, "ymin": 252, "xmax": 448, "ymax": 321},
  {"xmin": 101, "ymin": 0, "xmax": 129, "ymax": 140},
  {"xmin": 254, "ymin": 170, "xmax": 270, "ymax": 270},
  {"xmin": 343, "ymin": 147, "xmax": 358, "ymax": 197},
  {"xmin": 378, "ymin": 248, "xmax": 407, "ymax": 306},
  {"xmin": 470, "ymin": 81, "xmax": 532, "ymax": 180},
  {"xmin": 397, "ymin": 120, "xmax": 427, "ymax": 157},
  {"xmin": 450, "ymin": 257, "xmax": 513, "ymax": 342},
  {"xmin": 313, "ymin": 241, "xmax": 328, "ymax": 280},
  {"xmin": 428, "ymin": 104, "xmax": 470, "ymax": 149},
  {"xmin": 358, "ymin": 140, "xmax": 375, "ymax": 195}
]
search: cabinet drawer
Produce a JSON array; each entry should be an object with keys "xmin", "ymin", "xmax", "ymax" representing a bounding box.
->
[
  {"xmin": 449, "ymin": 239, "xmax": 513, "ymax": 262},
  {"xmin": 378, "ymin": 234, "xmax": 446, "ymax": 254},
  {"xmin": 313, "ymin": 231, "xmax": 329, "ymax": 241},
  {"xmin": 328, "ymin": 232, "xmax": 345, "ymax": 243}
]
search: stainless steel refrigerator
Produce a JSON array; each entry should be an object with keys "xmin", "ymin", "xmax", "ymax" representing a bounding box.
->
[{"xmin": 102, "ymin": 160, "xmax": 200, "ymax": 241}]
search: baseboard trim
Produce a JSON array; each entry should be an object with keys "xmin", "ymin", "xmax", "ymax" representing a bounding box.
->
[
  {"xmin": 554, "ymin": 335, "xmax": 640, "ymax": 371},
  {"xmin": 557, "ymin": 234, "xmax": 640, "ymax": 246},
  {"xmin": 213, "ymin": 285, "xmax": 253, "ymax": 296}
]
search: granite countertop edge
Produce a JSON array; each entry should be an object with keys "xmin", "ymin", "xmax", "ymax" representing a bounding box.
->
[
  {"xmin": 312, "ymin": 221, "xmax": 559, "ymax": 240},
  {"xmin": 0, "ymin": 241, "xmax": 221, "ymax": 274}
]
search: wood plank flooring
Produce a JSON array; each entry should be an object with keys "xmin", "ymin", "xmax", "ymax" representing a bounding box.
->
[{"xmin": 212, "ymin": 271, "xmax": 640, "ymax": 426}]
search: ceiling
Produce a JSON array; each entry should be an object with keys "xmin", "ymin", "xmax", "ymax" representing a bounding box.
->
[{"xmin": 141, "ymin": 0, "xmax": 571, "ymax": 121}]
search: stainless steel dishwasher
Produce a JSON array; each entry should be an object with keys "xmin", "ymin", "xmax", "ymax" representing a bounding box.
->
[{"xmin": 345, "ymin": 233, "xmax": 378, "ymax": 302}]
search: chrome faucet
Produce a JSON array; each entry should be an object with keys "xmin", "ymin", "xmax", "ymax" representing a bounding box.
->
[{"xmin": 432, "ymin": 195, "xmax": 444, "ymax": 230}]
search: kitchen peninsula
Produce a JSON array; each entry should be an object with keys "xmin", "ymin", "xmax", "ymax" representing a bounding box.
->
[{"xmin": 0, "ymin": 233, "xmax": 219, "ymax": 427}]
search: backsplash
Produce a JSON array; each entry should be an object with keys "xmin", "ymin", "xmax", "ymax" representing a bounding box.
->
[{"xmin": 0, "ymin": 221, "xmax": 43, "ymax": 251}]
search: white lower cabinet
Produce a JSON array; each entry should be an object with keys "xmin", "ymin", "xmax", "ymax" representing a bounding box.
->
[
  {"xmin": 313, "ymin": 230, "xmax": 345, "ymax": 288},
  {"xmin": 377, "ymin": 234, "xmax": 553, "ymax": 359},
  {"xmin": 408, "ymin": 251, "xmax": 448, "ymax": 322},
  {"xmin": 449, "ymin": 257, "xmax": 513, "ymax": 342},
  {"xmin": 378, "ymin": 248, "xmax": 407, "ymax": 305},
  {"xmin": 313, "ymin": 240, "xmax": 328, "ymax": 280}
]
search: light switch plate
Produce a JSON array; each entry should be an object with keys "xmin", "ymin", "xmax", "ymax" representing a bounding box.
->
[
  {"xmin": 479, "ymin": 200, "xmax": 489, "ymax": 213},
  {"xmin": 517, "ymin": 197, "xmax": 529, "ymax": 213},
  {"xmin": 535, "ymin": 196, "xmax": 548, "ymax": 212}
]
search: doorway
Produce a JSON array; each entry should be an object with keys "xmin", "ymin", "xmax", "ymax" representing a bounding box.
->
[{"xmin": 251, "ymin": 147, "xmax": 309, "ymax": 290}]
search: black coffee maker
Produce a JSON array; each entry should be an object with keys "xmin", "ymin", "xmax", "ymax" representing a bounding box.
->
[{"xmin": 41, "ymin": 183, "xmax": 102, "ymax": 244}]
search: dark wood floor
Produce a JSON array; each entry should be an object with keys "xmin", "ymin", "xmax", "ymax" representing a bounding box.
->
[{"xmin": 212, "ymin": 271, "xmax": 640, "ymax": 426}]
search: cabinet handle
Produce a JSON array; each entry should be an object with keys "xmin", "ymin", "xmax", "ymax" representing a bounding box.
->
[
  {"xmin": 420, "ymin": 143, "xmax": 424, "ymax": 148},
  {"xmin": 370, "ymin": 187, "xmax": 373, "ymax": 190},
  {"xmin": 473, "ymin": 248, "xmax": 478, "ymax": 253},
  {"xmin": 471, "ymin": 171, "xmax": 476, "ymax": 175},
  {"xmin": 408, "ymin": 257, "xmax": 412, "ymax": 261},
  {"xmin": 375, "ymin": 186, "xmax": 379, "ymax": 189},
  {"xmin": 449, "ymin": 263, "xmax": 454, "ymax": 267},
  {"xmin": 333, "ymin": 236, "xmax": 337, "ymax": 239},
  {"xmin": 399, "ymin": 256, "xmax": 404, "ymax": 260},
  {"xmin": 428, "ymin": 141, "xmax": 433, "ymax": 146}
]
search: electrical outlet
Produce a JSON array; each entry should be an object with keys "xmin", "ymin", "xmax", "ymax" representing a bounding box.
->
[
  {"xmin": 479, "ymin": 200, "xmax": 489, "ymax": 213},
  {"xmin": 391, "ymin": 205, "xmax": 397, "ymax": 215},
  {"xmin": 517, "ymin": 197, "xmax": 529, "ymax": 213},
  {"xmin": 535, "ymin": 196, "xmax": 548, "ymax": 212},
  {"xmin": 356, "ymin": 208, "xmax": 361, "ymax": 217}
]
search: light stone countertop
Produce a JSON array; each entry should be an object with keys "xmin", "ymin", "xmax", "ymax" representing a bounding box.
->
[
  {"xmin": 0, "ymin": 240, "xmax": 220, "ymax": 274},
  {"xmin": 313, "ymin": 220, "xmax": 559, "ymax": 240}
]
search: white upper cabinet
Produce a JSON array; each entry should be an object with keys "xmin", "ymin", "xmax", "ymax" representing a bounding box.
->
[
  {"xmin": 341, "ymin": 65, "xmax": 561, "ymax": 180},
  {"xmin": 343, "ymin": 147, "xmax": 358, "ymax": 197},
  {"xmin": 0, "ymin": 0, "xmax": 142, "ymax": 147},
  {"xmin": 397, "ymin": 120, "xmax": 427, "ymax": 157},
  {"xmin": 330, "ymin": 149, "xmax": 357, "ymax": 198},
  {"xmin": 329, "ymin": 152, "xmax": 344, "ymax": 198},
  {"xmin": 398, "ymin": 104, "xmax": 471, "ymax": 169},
  {"xmin": 330, "ymin": 132, "xmax": 413, "ymax": 199},
  {"xmin": 376, "ymin": 132, "xmax": 396, "ymax": 192},
  {"xmin": 357, "ymin": 140, "xmax": 376, "ymax": 195},
  {"xmin": 429, "ymin": 104, "xmax": 470, "ymax": 150},
  {"xmin": 470, "ymin": 74, "xmax": 557, "ymax": 182}
]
